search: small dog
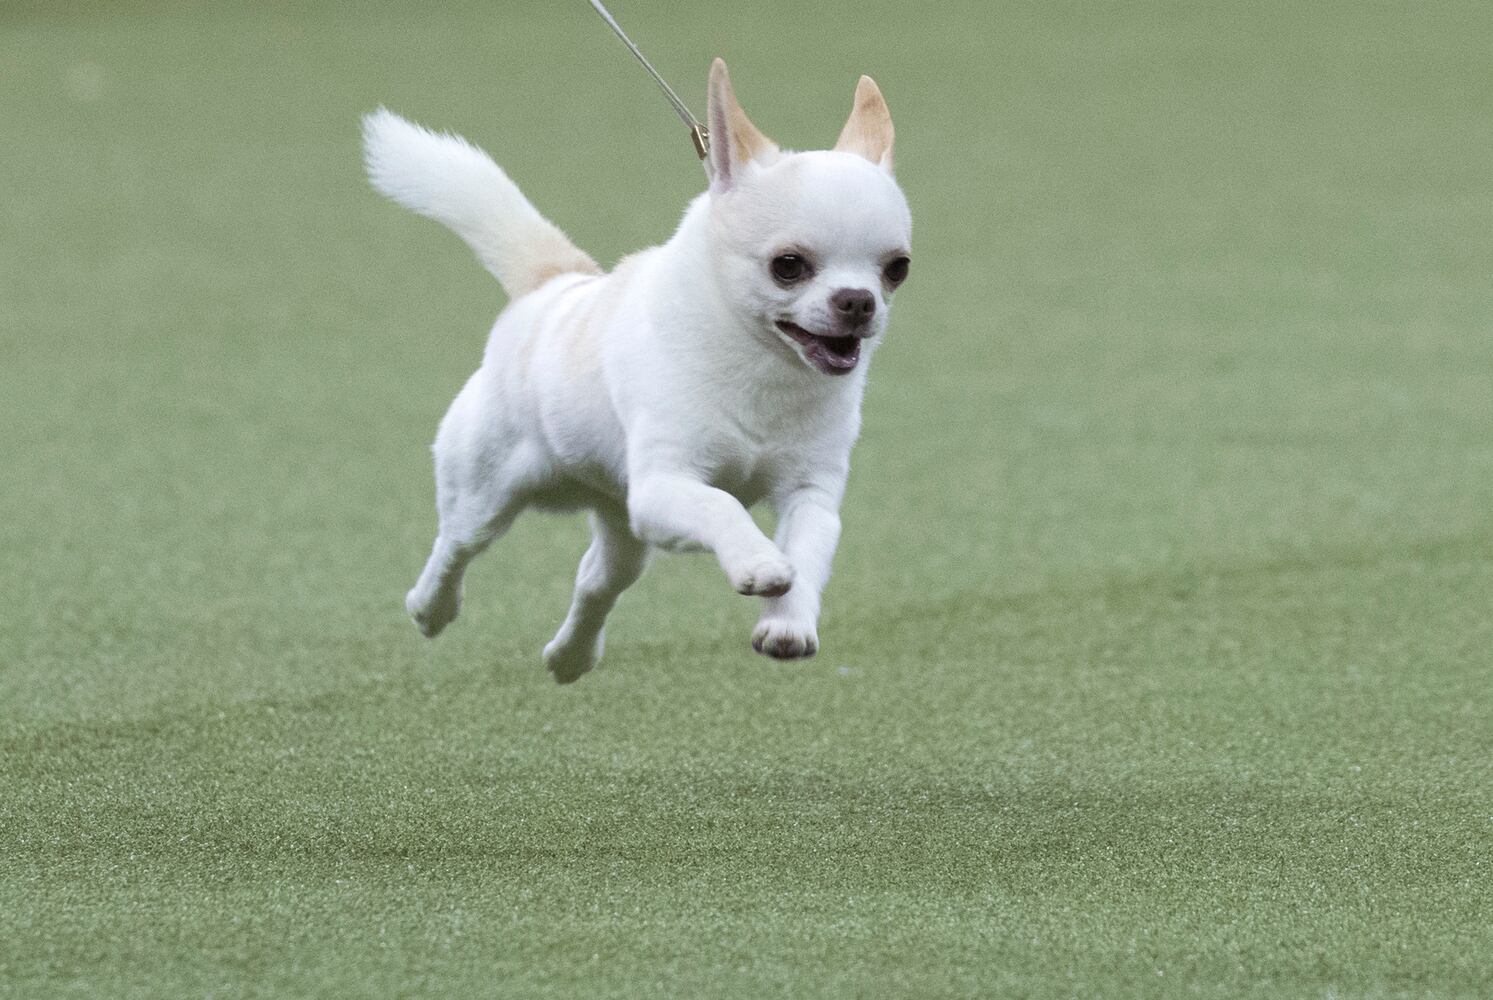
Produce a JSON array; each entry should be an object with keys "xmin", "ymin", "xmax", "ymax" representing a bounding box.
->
[{"xmin": 363, "ymin": 59, "xmax": 911, "ymax": 682}]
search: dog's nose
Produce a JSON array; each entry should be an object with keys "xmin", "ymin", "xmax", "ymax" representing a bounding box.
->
[{"xmin": 831, "ymin": 288, "xmax": 876, "ymax": 325}]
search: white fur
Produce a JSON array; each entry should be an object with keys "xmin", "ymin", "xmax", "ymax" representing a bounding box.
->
[
  {"xmin": 363, "ymin": 93, "xmax": 911, "ymax": 683},
  {"xmin": 362, "ymin": 108, "xmax": 598, "ymax": 296}
]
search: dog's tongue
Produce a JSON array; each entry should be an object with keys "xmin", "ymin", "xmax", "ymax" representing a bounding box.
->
[{"xmin": 810, "ymin": 338, "xmax": 860, "ymax": 374}]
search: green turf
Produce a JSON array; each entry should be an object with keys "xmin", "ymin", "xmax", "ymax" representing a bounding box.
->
[{"xmin": 3, "ymin": 1, "xmax": 1491, "ymax": 996}]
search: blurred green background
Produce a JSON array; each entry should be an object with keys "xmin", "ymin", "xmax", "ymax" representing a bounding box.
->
[{"xmin": 2, "ymin": 1, "xmax": 1490, "ymax": 997}]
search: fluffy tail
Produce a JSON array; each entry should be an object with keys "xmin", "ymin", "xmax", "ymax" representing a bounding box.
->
[{"xmin": 362, "ymin": 108, "xmax": 600, "ymax": 298}]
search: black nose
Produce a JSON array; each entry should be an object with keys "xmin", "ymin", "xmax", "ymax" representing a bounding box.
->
[{"xmin": 831, "ymin": 287, "xmax": 876, "ymax": 325}]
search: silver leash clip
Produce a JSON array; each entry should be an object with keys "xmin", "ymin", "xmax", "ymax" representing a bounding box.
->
[{"xmin": 587, "ymin": 0, "xmax": 711, "ymax": 161}]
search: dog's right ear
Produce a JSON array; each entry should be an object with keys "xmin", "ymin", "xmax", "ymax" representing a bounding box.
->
[{"xmin": 706, "ymin": 58, "xmax": 778, "ymax": 192}]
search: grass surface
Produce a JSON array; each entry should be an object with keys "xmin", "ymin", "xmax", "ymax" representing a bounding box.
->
[{"xmin": 3, "ymin": 1, "xmax": 1492, "ymax": 996}]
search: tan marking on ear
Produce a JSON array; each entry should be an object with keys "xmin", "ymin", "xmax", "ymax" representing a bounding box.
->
[
  {"xmin": 709, "ymin": 58, "xmax": 778, "ymax": 175},
  {"xmin": 835, "ymin": 75, "xmax": 895, "ymax": 170}
]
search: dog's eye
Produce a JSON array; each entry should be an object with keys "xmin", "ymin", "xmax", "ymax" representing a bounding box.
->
[
  {"xmin": 883, "ymin": 256, "xmax": 910, "ymax": 287},
  {"xmin": 770, "ymin": 254, "xmax": 810, "ymax": 284}
]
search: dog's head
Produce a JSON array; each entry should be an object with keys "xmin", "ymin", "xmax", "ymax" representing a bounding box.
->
[{"xmin": 702, "ymin": 59, "xmax": 912, "ymax": 377}]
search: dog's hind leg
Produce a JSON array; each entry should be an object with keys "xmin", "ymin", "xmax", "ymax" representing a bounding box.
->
[
  {"xmin": 543, "ymin": 505, "xmax": 648, "ymax": 683},
  {"xmin": 406, "ymin": 499, "xmax": 520, "ymax": 639},
  {"xmin": 406, "ymin": 431, "xmax": 535, "ymax": 638}
]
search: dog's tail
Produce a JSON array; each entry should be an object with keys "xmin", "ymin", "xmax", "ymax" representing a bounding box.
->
[{"xmin": 362, "ymin": 108, "xmax": 601, "ymax": 298}]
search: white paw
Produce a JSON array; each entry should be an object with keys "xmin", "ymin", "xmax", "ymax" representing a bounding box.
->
[
  {"xmin": 728, "ymin": 552, "xmax": 795, "ymax": 597},
  {"xmin": 543, "ymin": 629, "xmax": 604, "ymax": 684},
  {"xmin": 406, "ymin": 585, "xmax": 460, "ymax": 638},
  {"xmin": 751, "ymin": 617, "xmax": 819, "ymax": 660}
]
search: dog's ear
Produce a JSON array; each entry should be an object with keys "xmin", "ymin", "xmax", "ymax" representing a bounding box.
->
[
  {"xmin": 835, "ymin": 75, "xmax": 894, "ymax": 172},
  {"xmin": 706, "ymin": 58, "xmax": 778, "ymax": 192}
]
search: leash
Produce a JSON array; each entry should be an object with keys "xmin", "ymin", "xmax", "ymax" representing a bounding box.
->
[{"xmin": 586, "ymin": 0, "xmax": 710, "ymax": 160}]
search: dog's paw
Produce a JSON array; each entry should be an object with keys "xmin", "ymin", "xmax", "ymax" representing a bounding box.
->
[
  {"xmin": 543, "ymin": 630, "xmax": 604, "ymax": 684},
  {"xmin": 729, "ymin": 553, "xmax": 795, "ymax": 597},
  {"xmin": 406, "ymin": 586, "xmax": 460, "ymax": 638},
  {"xmin": 751, "ymin": 617, "xmax": 819, "ymax": 660}
]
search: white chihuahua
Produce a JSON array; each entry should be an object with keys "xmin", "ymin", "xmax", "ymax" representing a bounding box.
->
[{"xmin": 363, "ymin": 59, "xmax": 911, "ymax": 682}]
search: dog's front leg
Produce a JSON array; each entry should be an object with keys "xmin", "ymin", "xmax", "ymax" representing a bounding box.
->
[
  {"xmin": 627, "ymin": 471, "xmax": 794, "ymax": 596},
  {"xmin": 751, "ymin": 484, "xmax": 844, "ymax": 660}
]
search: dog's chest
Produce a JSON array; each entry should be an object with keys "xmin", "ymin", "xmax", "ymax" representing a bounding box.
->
[
  {"xmin": 715, "ymin": 378, "xmax": 860, "ymax": 498},
  {"xmin": 708, "ymin": 452, "xmax": 778, "ymax": 507},
  {"xmin": 696, "ymin": 420, "xmax": 847, "ymax": 507}
]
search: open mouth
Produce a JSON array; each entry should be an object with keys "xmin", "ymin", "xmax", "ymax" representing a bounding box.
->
[{"xmin": 774, "ymin": 320, "xmax": 862, "ymax": 376}]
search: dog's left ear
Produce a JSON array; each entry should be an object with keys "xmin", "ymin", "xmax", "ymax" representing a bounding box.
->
[
  {"xmin": 835, "ymin": 75, "xmax": 895, "ymax": 172},
  {"xmin": 706, "ymin": 58, "xmax": 778, "ymax": 192}
]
